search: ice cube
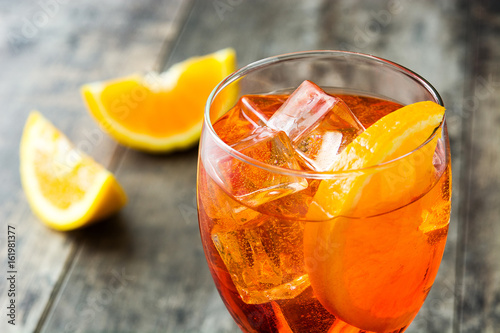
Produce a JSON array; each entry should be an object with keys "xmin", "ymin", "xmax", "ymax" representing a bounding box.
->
[
  {"xmin": 212, "ymin": 217, "xmax": 310, "ymax": 304},
  {"xmin": 267, "ymin": 80, "xmax": 365, "ymax": 171},
  {"xmin": 295, "ymin": 100, "xmax": 365, "ymax": 171},
  {"xmin": 252, "ymin": 178, "xmax": 322, "ymax": 220},
  {"xmin": 214, "ymin": 127, "xmax": 308, "ymax": 207},
  {"xmin": 267, "ymin": 81, "xmax": 338, "ymax": 139},
  {"xmin": 240, "ymin": 95, "xmax": 288, "ymax": 126},
  {"xmin": 212, "ymin": 104, "xmax": 258, "ymax": 146},
  {"xmin": 198, "ymin": 162, "xmax": 261, "ymax": 232}
]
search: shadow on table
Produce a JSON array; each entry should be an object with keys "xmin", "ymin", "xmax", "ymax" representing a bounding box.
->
[
  {"xmin": 66, "ymin": 213, "xmax": 132, "ymax": 254},
  {"xmin": 126, "ymin": 143, "xmax": 200, "ymax": 161}
]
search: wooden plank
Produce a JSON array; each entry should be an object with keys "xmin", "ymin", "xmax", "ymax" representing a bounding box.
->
[
  {"xmin": 161, "ymin": 0, "xmax": 327, "ymax": 68},
  {"xmin": 0, "ymin": 1, "xmax": 189, "ymax": 332},
  {"xmin": 454, "ymin": 0, "xmax": 500, "ymax": 331}
]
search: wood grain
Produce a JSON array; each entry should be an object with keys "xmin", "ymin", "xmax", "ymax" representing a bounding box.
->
[
  {"xmin": 455, "ymin": 0, "xmax": 500, "ymax": 331},
  {"xmin": 0, "ymin": 0, "xmax": 190, "ymax": 332}
]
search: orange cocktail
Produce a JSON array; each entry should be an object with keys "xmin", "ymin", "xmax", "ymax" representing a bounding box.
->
[{"xmin": 197, "ymin": 51, "xmax": 451, "ymax": 333}]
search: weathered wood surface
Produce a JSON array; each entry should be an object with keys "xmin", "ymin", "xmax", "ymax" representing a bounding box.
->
[
  {"xmin": 0, "ymin": 0, "xmax": 498, "ymax": 332},
  {"xmin": 455, "ymin": 1, "xmax": 500, "ymax": 332},
  {"xmin": 0, "ymin": 0, "xmax": 191, "ymax": 332}
]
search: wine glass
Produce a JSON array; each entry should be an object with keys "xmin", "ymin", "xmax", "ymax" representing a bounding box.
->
[{"xmin": 197, "ymin": 51, "xmax": 451, "ymax": 332}]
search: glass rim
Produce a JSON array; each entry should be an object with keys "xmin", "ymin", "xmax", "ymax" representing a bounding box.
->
[{"xmin": 204, "ymin": 50, "xmax": 445, "ymax": 179}]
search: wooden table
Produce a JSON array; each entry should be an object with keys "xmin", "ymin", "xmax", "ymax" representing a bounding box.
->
[{"xmin": 1, "ymin": 0, "xmax": 499, "ymax": 332}]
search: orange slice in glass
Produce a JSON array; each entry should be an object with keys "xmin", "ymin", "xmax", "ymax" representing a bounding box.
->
[
  {"xmin": 304, "ymin": 101, "xmax": 447, "ymax": 332},
  {"xmin": 311, "ymin": 101, "xmax": 445, "ymax": 219}
]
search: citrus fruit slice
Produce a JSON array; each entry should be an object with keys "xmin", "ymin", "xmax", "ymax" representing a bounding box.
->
[
  {"xmin": 311, "ymin": 101, "xmax": 445, "ymax": 218},
  {"xmin": 20, "ymin": 111, "xmax": 127, "ymax": 231},
  {"xmin": 81, "ymin": 48, "xmax": 237, "ymax": 153},
  {"xmin": 304, "ymin": 101, "xmax": 448, "ymax": 332}
]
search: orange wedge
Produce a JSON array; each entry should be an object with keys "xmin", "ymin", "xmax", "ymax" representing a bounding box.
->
[
  {"xmin": 303, "ymin": 101, "xmax": 447, "ymax": 332},
  {"xmin": 81, "ymin": 48, "xmax": 237, "ymax": 153},
  {"xmin": 20, "ymin": 111, "xmax": 127, "ymax": 231}
]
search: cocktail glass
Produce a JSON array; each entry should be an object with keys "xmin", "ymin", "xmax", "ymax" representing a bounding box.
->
[{"xmin": 197, "ymin": 51, "xmax": 451, "ymax": 333}]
